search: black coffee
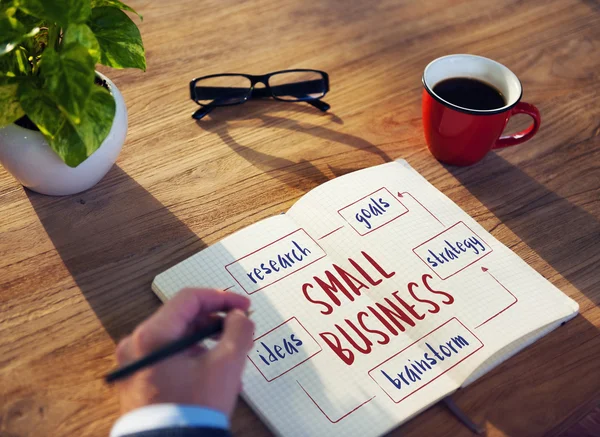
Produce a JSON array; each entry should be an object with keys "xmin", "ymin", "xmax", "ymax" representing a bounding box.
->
[{"xmin": 433, "ymin": 77, "xmax": 505, "ymax": 110}]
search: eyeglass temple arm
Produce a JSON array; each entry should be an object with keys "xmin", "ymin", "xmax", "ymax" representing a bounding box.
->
[
  {"xmin": 192, "ymin": 105, "xmax": 214, "ymax": 120},
  {"xmin": 306, "ymin": 99, "xmax": 330, "ymax": 112}
]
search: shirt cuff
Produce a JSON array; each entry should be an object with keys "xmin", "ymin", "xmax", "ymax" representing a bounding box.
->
[{"xmin": 110, "ymin": 404, "xmax": 229, "ymax": 437}]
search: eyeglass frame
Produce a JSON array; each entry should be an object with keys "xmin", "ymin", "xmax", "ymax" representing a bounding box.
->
[{"xmin": 189, "ymin": 69, "xmax": 330, "ymax": 118}]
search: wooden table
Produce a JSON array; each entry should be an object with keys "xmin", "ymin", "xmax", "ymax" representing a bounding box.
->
[{"xmin": 1, "ymin": 0, "xmax": 599, "ymax": 435}]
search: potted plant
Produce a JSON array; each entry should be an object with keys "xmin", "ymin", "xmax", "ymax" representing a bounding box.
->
[{"xmin": 0, "ymin": 0, "xmax": 145, "ymax": 195}]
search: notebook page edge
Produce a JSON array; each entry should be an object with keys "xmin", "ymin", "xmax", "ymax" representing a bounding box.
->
[
  {"xmin": 286, "ymin": 160, "xmax": 407, "ymax": 221},
  {"xmin": 460, "ymin": 310, "xmax": 579, "ymax": 387}
]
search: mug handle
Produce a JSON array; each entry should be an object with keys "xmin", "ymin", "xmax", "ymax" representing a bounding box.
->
[{"xmin": 493, "ymin": 102, "xmax": 541, "ymax": 149}]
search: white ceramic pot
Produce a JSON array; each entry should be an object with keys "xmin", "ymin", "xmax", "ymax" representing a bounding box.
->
[{"xmin": 0, "ymin": 72, "xmax": 127, "ymax": 196}]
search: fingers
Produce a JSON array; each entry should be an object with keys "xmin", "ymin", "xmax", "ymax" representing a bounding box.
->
[
  {"xmin": 214, "ymin": 309, "xmax": 255, "ymax": 361},
  {"xmin": 160, "ymin": 288, "xmax": 251, "ymax": 332},
  {"xmin": 116, "ymin": 336, "xmax": 134, "ymax": 366},
  {"xmin": 133, "ymin": 288, "xmax": 250, "ymax": 354},
  {"xmin": 186, "ymin": 343, "xmax": 208, "ymax": 358},
  {"xmin": 209, "ymin": 310, "xmax": 254, "ymax": 413}
]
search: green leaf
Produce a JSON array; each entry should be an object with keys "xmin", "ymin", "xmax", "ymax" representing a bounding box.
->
[
  {"xmin": 19, "ymin": 81, "xmax": 116, "ymax": 167},
  {"xmin": 0, "ymin": 1, "xmax": 18, "ymax": 16},
  {"xmin": 51, "ymin": 86, "xmax": 115, "ymax": 167},
  {"xmin": 14, "ymin": 8, "xmax": 46, "ymax": 28},
  {"xmin": 91, "ymin": 0, "xmax": 142, "ymax": 20},
  {"xmin": 90, "ymin": 7, "xmax": 145, "ymax": 71},
  {"xmin": 41, "ymin": 45, "xmax": 95, "ymax": 124},
  {"xmin": 0, "ymin": 78, "xmax": 24, "ymax": 126},
  {"xmin": 18, "ymin": 79, "xmax": 65, "ymax": 138},
  {"xmin": 18, "ymin": 0, "xmax": 91, "ymax": 26},
  {"xmin": 68, "ymin": 85, "xmax": 115, "ymax": 157},
  {"xmin": 0, "ymin": 46, "xmax": 31, "ymax": 76},
  {"xmin": 63, "ymin": 23, "xmax": 100, "ymax": 63},
  {"xmin": 0, "ymin": 12, "xmax": 39, "ymax": 55}
]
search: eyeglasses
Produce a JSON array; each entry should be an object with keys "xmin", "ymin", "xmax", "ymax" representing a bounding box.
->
[{"xmin": 189, "ymin": 69, "xmax": 330, "ymax": 120}]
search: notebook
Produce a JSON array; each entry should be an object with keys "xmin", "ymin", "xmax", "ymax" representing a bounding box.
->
[{"xmin": 152, "ymin": 160, "xmax": 578, "ymax": 437}]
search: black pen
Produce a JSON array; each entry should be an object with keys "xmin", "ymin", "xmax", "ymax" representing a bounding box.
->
[{"xmin": 105, "ymin": 318, "xmax": 225, "ymax": 384}]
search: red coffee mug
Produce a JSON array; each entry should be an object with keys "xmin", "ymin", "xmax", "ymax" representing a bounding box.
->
[{"xmin": 422, "ymin": 54, "xmax": 541, "ymax": 166}]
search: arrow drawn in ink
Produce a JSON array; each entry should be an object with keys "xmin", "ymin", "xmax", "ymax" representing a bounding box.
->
[
  {"xmin": 474, "ymin": 267, "xmax": 518, "ymax": 329},
  {"xmin": 398, "ymin": 191, "xmax": 444, "ymax": 227}
]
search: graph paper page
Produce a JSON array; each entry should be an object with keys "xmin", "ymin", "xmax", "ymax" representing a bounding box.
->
[{"xmin": 152, "ymin": 160, "xmax": 578, "ymax": 437}]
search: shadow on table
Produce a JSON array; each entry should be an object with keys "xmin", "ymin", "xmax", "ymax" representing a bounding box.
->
[
  {"xmin": 445, "ymin": 152, "xmax": 599, "ymax": 304},
  {"xmin": 26, "ymin": 165, "xmax": 209, "ymax": 342},
  {"xmin": 195, "ymin": 100, "xmax": 392, "ymax": 192},
  {"xmin": 437, "ymin": 152, "xmax": 600, "ymax": 436},
  {"xmin": 25, "ymin": 164, "xmax": 286, "ymax": 431},
  {"xmin": 389, "ymin": 152, "xmax": 600, "ymax": 436}
]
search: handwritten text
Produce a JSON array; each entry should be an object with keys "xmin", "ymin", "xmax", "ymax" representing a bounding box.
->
[
  {"xmin": 226, "ymin": 229, "xmax": 326, "ymax": 294},
  {"xmin": 413, "ymin": 222, "xmax": 492, "ymax": 280},
  {"xmin": 369, "ymin": 318, "xmax": 483, "ymax": 403},
  {"xmin": 338, "ymin": 187, "xmax": 408, "ymax": 235}
]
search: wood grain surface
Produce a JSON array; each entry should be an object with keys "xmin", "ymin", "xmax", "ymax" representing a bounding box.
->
[{"xmin": 1, "ymin": 0, "xmax": 599, "ymax": 436}]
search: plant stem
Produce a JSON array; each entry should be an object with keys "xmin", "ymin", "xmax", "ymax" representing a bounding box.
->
[{"xmin": 48, "ymin": 24, "xmax": 60, "ymax": 51}]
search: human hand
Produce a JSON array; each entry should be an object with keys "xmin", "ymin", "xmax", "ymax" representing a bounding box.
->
[{"xmin": 115, "ymin": 288, "xmax": 254, "ymax": 416}]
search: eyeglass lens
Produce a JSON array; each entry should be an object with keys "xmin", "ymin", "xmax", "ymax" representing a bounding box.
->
[
  {"xmin": 268, "ymin": 71, "xmax": 326, "ymax": 101},
  {"xmin": 194, "ymin": 75, "xmax": 252, "ymax": 106},
  {"xmin": 194, "ymin": 71, "xmax": 326, "ymax": 106}
]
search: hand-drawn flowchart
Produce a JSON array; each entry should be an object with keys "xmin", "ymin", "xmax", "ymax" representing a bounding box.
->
[
  {"xmin": 149, "ymin": 158, "xmax": 578, "ymax": 437},
  {"xmin": 221, "ymin": 185, "xmax": 519, "ymax": 424}
]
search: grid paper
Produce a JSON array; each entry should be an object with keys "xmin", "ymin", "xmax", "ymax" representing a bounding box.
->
[{"xmin": 152, "ymin": 160, "xmax": 578, "ymax": 437}]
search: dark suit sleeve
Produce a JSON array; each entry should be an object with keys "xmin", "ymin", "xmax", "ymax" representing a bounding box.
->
[{"xmin": 120, "ymin": 427, "xmax": 231, "ymax": 437}]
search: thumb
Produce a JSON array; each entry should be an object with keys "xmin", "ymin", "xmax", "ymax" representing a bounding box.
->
[{"xmin": 214, "ymin": 310, "xmax": 254, "ymax": 360}]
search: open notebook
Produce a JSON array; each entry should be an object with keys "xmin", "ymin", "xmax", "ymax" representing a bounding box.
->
[{"xmin": 153, "ymin": 160, "xmax": 578, "ymax": 437}]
